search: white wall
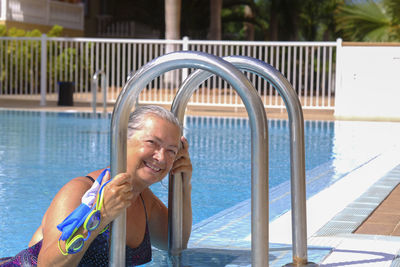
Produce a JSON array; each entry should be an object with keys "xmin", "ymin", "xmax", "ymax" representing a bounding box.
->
[
  {"xmin": 335, "ymin": 45, "xmax": 400, "ymax": 120},
  {"xmin": 4, "ymin": 0, "xmax": 83, "ymax": 30}
]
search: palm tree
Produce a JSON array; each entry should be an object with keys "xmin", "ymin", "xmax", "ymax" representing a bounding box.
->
[
  {"xmin": 165, "ymin": 0, "xmax": 181, "ymax": 41},
  {"xmin": 335, "ymin": 0, "xmax": 400, "ymax": 41},
  {"xmin": 164, "ymin": 0, "xmax": 181, "ymax": 87},
  {"xmin": 209, "ymin": 0, "xmax": 223, "ymax": 40}
]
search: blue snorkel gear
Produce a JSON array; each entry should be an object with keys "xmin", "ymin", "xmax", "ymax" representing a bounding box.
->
[{"xmin": 57, "ymin": 168, "xmax": 111, "ymax": 255}]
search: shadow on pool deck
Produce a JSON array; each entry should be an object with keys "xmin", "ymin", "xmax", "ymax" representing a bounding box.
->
[{"xmin": 148, "ymin": 245, "xmax": 331, "ymax": 267}]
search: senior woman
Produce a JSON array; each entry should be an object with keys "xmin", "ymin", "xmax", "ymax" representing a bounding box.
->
[{"xmin": 0, "ymin": 105, "xmax": 192, "ymax": 266}]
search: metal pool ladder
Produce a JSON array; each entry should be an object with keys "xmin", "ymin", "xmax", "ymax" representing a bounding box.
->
[
  {"xmin": 108, "ymin": 51, "xmax": 307, "ymax": 266},
  {"xmin": 175, "ymin": 55, "xmax": 308, "ymax": 266}
]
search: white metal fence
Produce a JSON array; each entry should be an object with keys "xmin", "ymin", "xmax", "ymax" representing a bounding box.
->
[{"xmin": 0, "ymin": 36, "xmax": 338, "ymax": 110}]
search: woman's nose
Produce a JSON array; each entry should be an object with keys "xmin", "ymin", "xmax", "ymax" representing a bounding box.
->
[{"xmin": 153, "ymin": 148, "xmax": 165, "ymax": 162}]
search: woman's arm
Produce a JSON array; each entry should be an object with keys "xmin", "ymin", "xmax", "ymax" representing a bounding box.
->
[
  {"xmin": 148, "ymin": 136, "xmax": 192, "ymax": 250},
  {"xmin": 38, "ymin": 171, "xmax": 135, "ymax": 267},
  {"xmin": 38, "ymin": 178, "xmax": 98, "ymax": 266}
]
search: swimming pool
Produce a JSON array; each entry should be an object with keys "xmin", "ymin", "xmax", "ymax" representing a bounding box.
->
[{"xmin": 1, "ymin": 109, "xmax": 400, "ymax": 259}]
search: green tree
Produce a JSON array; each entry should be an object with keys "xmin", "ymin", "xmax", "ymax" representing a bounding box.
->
[
  {"xmin": 298, "ymin": 0, "xmax": 339, "ymax": 41},
  {"xmin": 335, "ymin": 0, "xmax": 400, "ymax": 41},
  {"xmin": 219, "ymin": 0, "xmax": 338, "ymax": 41},
  {"xmin": 220, "ymin": 0, "xmax": 268, "ymax": 40},
  {"xmin": 266, "ymin": 0, "xmax": 338, "ymax": 41}
]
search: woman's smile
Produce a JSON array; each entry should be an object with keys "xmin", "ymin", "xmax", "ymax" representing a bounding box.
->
[{"xmin": 143, "ymin": 160, "xmax": 162, "ymax": 173}]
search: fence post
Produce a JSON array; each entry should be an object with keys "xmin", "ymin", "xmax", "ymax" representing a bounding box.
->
[
  {"xmin": 40, "ymin": 34, "xmax": 47, "ymax": 106},
  {"xmin": 182, "ymin": 36, "xmax": 189, "ymax": 81},
  {"xmin": 333, "ymin": 38, "xmax": 342, "ymax": 116}
]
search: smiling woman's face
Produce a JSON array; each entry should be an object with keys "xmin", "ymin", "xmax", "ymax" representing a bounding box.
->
[{"xmin": 126, "ymin": 115, "xmax": 181, "ymax": 187}]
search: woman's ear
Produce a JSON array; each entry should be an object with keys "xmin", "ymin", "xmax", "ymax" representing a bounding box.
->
[{"xmin": 179, "ymin": 136, "xmax": 184, "ymax": 150}]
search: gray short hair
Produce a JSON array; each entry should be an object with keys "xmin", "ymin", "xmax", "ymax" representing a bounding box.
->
[{"xmin": 127, "ymin": 105, "xmax": 182, "ymax": 139}]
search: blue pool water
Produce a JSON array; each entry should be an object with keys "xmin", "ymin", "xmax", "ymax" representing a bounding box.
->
[{"xmin": 1, "ymin": 110, "xmax": 398, "ymax": 258}]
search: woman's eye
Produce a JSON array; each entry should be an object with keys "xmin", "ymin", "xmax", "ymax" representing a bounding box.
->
[{"xmin": 168, "ymin": 150, "xmax": 177, "ymax": 156}]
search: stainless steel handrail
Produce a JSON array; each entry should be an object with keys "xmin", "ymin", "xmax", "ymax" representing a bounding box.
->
[
  {"xmin": 126, "ymin": 71, "xmax": 138, "ymax": 108},
  {"xmin": 109, "ymin": 51, "xmax": 269, "ymax": 267},
  {"xmin": 91, "ymin": 70, "xmax": 108, "ymax": 116},
  {"xmin": 170, "ymin": 58, "xmax": 270, "ymax": 264},
  {"xmin": 173, "ymin": 55, "xmax": 307, "ymax": 265}
]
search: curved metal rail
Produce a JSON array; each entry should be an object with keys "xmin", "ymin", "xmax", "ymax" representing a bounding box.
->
[
  {"xmin": 91, "ymin": 70, "xmax": 108, "ymax": 116},
  {"xmin": 109, "ymin": 51, "xmax": 269, "ymax": 267},
  {"xmin": 172, "ymin": 55, "xmax": 307, "ymax": 265}
]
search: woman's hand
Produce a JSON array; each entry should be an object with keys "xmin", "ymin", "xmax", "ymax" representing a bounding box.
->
[
  {"xmin": 171, "ymin": 136, "xmax": 192, "ymax": 180},
  {"xmin": 100, "ymin": 171, "xmax": 136, "ymax": 225}
]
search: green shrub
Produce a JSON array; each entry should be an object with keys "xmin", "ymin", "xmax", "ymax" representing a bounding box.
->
[{"xmin": 1, "ymin": 25, "xmax": 93, "ymax": 94}]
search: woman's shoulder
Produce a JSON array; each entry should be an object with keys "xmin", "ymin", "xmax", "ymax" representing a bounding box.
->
[
  {"xmin": 58, "ymin": 176, "xmax": 94, "ymax": 196},
  {"xmin": 47, "ymin": 170, "xmax": 105, "ymax": 211},
  {"xmin": 39, "ymin": 172, "xmax": 101, "ymax": 241},
  {"xmin": 61, "ymin": 169, "xmax": 105, "ymax": 192}
]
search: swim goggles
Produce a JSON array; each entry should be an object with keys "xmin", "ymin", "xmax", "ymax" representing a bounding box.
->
[{"xmin": 57, "ymin": 168, "xmax": 111, "ymax": 255}]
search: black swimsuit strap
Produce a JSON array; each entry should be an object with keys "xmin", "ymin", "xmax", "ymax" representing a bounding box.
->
[
  {"xmin": 138, "ymin": 194, "xmax": 148, "ymax": 221},
  {"xmin": 85, "ymin": 175, "xmax": 95, "ymax": 183}
]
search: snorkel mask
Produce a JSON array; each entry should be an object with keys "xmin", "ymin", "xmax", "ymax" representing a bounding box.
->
[{"xmin": 57, "ymin": 168, "xmax": 111, "ymax": 255}]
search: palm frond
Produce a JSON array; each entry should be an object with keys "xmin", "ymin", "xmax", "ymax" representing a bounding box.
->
[
  {"xmin": 364, "ymin": 26, "xmax": 392, "ymax": 41},
  {"xmin": 335, "ymin": 0, "xmax": 400, "ymax": 41}
]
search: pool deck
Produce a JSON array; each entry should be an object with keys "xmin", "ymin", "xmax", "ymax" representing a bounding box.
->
[
  {"xmin": 270, "ymin": 147, "xmax": 400, "ymax": 266},
  {"xmin": 0, "ymin": 96, "xmax": 336, "ymax": 121},
  {"xmin": 2, "ymin": 97, "xmax": 400, "ymax": 266}
]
